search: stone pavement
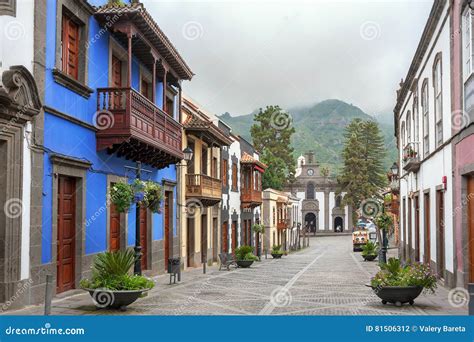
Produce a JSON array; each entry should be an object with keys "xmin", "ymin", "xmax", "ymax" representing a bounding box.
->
[{"xmin": 4, "ymin": 236, "xmax": 468, "ymax": 315}]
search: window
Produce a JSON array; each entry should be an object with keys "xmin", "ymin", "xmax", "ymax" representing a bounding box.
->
[
  {"xmin": 335, "ymin": 195, "xmax": 342, "ymax": 208},
  {"xmin": 433, "ymin": 55, "xmax": 443, "ymax": 146},
  {"xmin": 413, "ymin": 90, "xmax": 419, "ymax": 143},
  {"xmin": 212, "ymin": 157, "xmax": 218, "ymax": 178},
  {"xmin": 463, "ymin": 8, "xmax": 472, "ymax": 82},
  {"xmin": 406, "ymin": 110, "xmax": 412, "ymax": 143},
  {"xmin": 231, "ymin": 162, "xmax": 238, "ymax": 191},
  {"xmin": 421, "ymin": 80, "xmax": 429, "ymax": 156},
  {"xmin": 272, "ymin": 207, "xmax": 275, "ymax": 225},
  {"xmin": 400, "ymin": 121, "xmax": 406, "ymax": 148},
  {"xmin": 222, "ymin": 159, "xmax": 228, "ymax": 185},
  {"xmin": 141, "ymin": 77, "xmax": 152, "ymax": 101},
  {"xmin": 201, "ymin": 147, "xmax": 208, "ymax": 175},
  {"xmin": 61, "ymin": 12, "xmax": 80, "ymax": 80}
]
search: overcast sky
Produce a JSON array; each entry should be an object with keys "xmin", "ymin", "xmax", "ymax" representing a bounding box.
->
[{"xmin": 142, "ymin": 0, "xmax": 432, "ymax": 117}]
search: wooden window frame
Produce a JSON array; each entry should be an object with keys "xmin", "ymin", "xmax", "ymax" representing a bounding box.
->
[
  {"xmin": 231, "ymin": 161, "xmax": 238, "ymax": 191},
  {"xmin": 433, "ymin": 53, "xmax": 443, "ymax": 147},
  {"xmin": 421, "ymin": 79, "xmax": 430, "ymax": 156}
]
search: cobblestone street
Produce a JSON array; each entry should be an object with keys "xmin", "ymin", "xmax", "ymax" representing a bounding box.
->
[{"xmin": 6, "ymin": 236, "xmax": 467, "ymax": 316}]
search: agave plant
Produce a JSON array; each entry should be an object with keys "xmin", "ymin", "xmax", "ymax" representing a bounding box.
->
[{"xmin": 91, "ymin": 249, "xmax": 136, "ymax": 280}]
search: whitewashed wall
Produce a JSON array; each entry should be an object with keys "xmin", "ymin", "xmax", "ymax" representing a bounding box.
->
[{"xmin": 398, "ymin": 1, "xmax": 454, "ymax": 273}]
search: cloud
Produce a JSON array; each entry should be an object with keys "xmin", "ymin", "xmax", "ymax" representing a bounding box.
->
[{"xmin": 143, "ymin": 0, "xmax": 432, "ymax": 116}]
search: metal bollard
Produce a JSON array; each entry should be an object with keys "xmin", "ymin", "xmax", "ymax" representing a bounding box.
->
[
  {"xmin": 265, "ymin": 248, "xmax": 267, "ymax": 259},
  {"xmin": 469, "ymin": 283, "xmax": 474, "ymax": 315},
  {"xmin": 44, "ymin": 274, "xmax": 53, "ymax": 316}
]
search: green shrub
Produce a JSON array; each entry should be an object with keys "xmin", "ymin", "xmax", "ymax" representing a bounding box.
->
[
  {"xmin": 243, "ymin": 252, "xmax": 258, "ymax": 261},
  {"xmin": 370, "ymin": 258, "xmax": 437, "ymax": 293}
]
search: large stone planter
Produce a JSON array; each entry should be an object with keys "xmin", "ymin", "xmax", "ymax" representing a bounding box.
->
[
  {"xmin": 372, "ymin": 286, "xmax": 423, "ymax": 306},
  {"xmin": 236, "ymin": 260, "xmax": 254, "ymax": 268},
  {"xmin": 83, "ymin": 288, "xmax": 150, "ymax": 311}
]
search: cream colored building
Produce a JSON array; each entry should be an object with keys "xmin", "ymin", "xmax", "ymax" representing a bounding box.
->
[
  {"xmin": 262, "ymin": 189, "xmax": 290, "ymax": 251},
  {"xmin": 179, "ymin": 97, "xmax": 232, "ymax": 268}
]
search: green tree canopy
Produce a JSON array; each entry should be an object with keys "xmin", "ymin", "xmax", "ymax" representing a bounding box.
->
[{"xmin": 251, "ymin": 105, "xmax": 296, "ymax": 190}]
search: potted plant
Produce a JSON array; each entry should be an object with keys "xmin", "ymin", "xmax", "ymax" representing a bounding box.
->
[
  {"xmin": 271, "ymin": 245, "xmax": 284, "ymax": 259},
  {"xmin": 110, "ymin": 182, "xmax": 134, "ymax": 213},
  {"xmin": 361, "ymin": 240, "xmax": 378, "ymax": 261},
  {"xmin": 143, "ymin": 181, "xmax": 163, "ymax": 213},
  {"xmin": 80, "ymin": 249, "xmax": 154, "ymax": 311},
  {"xmin": 234, "ymin": 245, "xmax": 258, "ymax": 268},
  {"xmin": 369, "ymin": 258, "xmax": 437, "ymax": 307}
]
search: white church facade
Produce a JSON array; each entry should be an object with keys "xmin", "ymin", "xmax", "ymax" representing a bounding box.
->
[{"xmin": 284, "ymin": 152, "xmax": 353, "ymax": 233}]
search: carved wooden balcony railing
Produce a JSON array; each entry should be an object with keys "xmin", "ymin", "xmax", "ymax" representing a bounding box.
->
[
  {"xmin": 241, "ymin": 189, "xmax": 263, "ymax": 208},
  {"xmin": 277, "ymin": 219, "xmax": 290, "ymax": 230},
  {"xmin": 186, "ymin": 174, "xmax": 222, "ymax": 207},
  {"xmin": 96, "ymin": 87, "xmax": 183, "ymax": 168}
]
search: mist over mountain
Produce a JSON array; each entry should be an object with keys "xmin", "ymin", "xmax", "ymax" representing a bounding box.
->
[{"xmin": 217, "ymin": 99, "xmax": 397, "ymax": 174}]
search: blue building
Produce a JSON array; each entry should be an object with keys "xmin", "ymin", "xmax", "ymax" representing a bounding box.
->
[{"xmin": 39, "ymin": 0, "xmax": 193, "ymax": 296}]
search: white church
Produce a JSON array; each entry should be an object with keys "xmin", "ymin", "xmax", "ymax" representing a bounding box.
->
[{"xmin": 284, "ymin": 151, "xmax": 353, "ymax": 233}]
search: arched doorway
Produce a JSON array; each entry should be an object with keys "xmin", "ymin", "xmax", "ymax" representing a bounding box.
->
[
  {"xmin": 334, "ymin": 216, "xmax": 343, "ymax": 232},
  {"xmin": 304, "ymin": 213, "xmax": 317, "ymax": 234}
]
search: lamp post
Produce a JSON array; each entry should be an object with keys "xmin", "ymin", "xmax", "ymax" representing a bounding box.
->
[
  {"xmin": 176, "ymin": 146, "xmax": 194, "ymax": 275},
  {"xmin": 124, "ymin": 162, "xmax": 152, "ymax": 276}
]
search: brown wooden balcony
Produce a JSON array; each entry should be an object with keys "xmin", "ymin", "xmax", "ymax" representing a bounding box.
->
[
  {"xmin": 186, "ymin": 174, "xmax": 222, "ymax": 207},
  {"xmin": 241, "ymin": 189, "xmax": 263, "ymax": 208},
  {"xmin": 96, "ymin": 87, "xmax": 183, "ymax": 168}
]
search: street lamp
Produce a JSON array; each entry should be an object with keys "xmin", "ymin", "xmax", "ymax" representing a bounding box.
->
[
  {"xmin": 390, "ymin": 162, "xmax": 399, "ymax": 178},
  {"xmin": 183, "ymin": 146, "xmax": 194, "ymax": 162}
]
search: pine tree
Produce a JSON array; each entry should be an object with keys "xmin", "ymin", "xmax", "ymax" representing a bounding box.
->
[
  {"xmin": 337, "ymin": 119, "xmax": 387, "ymax": 222},
  {"xmin": 251, "ymin": 105, "xmax": 296, "ymax": 190}
]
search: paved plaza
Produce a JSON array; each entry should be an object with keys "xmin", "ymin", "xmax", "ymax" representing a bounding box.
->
[{"xmin": 5, "ymin": 236, "xmax": 467, "ymax": 316}]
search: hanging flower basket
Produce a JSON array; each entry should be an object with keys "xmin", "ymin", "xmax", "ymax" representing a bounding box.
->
[
  {"xmin": 110, "ymin": 183, "xmax": 134, "ymax": 213},
  {"xmin": 143, "ymin": 181, "xmax": 163, "ymax": 214},
  {"xmin": 109, "ymin": 179, "xmax": 163, "ymax": 214}
]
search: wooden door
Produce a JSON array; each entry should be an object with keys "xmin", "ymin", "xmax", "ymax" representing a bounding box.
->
[
  {"xmin": 187, "ymin": 218, "xmax": 194, "ymax": 267},
  {"xmin": 414, "ymin": 196, "xmax": 420, "ymax": 261},
  {"xmin": 424, "ymin": 193, "xmax": 431, "ymax": 265},
  {"xmin": 141, "ymin": 78, "xmax": 150, "ymax": 100},
  {"xmin": 57, "ymin": 176, "xmax": 76, "ymax": 293},
  {"xmin": 110, "ymin": 202, "xmax": 121, "ymax": 252},
  {"xmin": 111, "ymin": 55, "xmax": 122, "ymax": 108},
  {"xmin": 232, "ymin": 221, "xmax": 237, "ymax": 253},
  {"xmin": 436, "ymin": 190, "xmax": 445, "ymax": 279},
  {"xmin": 213, "ymin": 218, "xmax": 218, "ymax": 261},
  {"xmin": 222, "ymin": 221, "xmax": 228, "ymax": 253},
  {"xmin": 164, "ymin": 191, "xmax": 170, "ymax": 271},
  {"xmin": 140, "ymin": 206, "xmax": 148, "ymax": 270},
  {"xmin": 468, "ymin": 177, "xmax": 474, "ymax": 282},
  {"xmin": 402, "ymin": 198, "xmax": 407, "ymax": 260},
  {"xmin": 408, "ymin": 198, "xmax": 412, "ymax": 259}
]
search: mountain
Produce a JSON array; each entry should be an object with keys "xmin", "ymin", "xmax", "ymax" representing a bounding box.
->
[{"xmin": 217, "ymin": 99, "xmax": 397, "ymax": 174}]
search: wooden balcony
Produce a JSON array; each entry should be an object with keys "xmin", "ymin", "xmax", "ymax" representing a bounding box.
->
[
  {"xmin": 96, "ymin": 87, "xmax": 183, "ymax": 168},
  {"xmin": 241, "ymin": 189, "xmax": 263, "ymax": 208},
  {"xmin": 186, "ymin": 174, "xmax": 222, "ymax": 207}
]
